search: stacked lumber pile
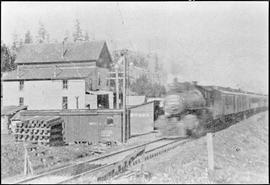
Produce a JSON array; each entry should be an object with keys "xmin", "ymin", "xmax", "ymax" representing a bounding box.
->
[{"xmin": 14, "ymin": 116, "xmax": 64, "ymax": 146}]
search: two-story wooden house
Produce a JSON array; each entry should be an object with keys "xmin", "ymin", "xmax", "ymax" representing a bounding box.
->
[{"xmin": 2, "ymin": 41, "xmax": 114, "ymax": 110}]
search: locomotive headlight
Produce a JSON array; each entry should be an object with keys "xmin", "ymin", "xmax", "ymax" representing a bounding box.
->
[{"xmin": 164, "ymin": 94, "xmax": 185, "ymax": 115}]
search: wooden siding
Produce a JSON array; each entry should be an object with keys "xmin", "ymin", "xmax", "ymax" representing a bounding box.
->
[
  {"xmin": 129, "ymin": 102, "xmax": 154, "ymax": 136},
  {"xmin": 18, "ymin": 109, "xmax": 130, "ymax": 143}
]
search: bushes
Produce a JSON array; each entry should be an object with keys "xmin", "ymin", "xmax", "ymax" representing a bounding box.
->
[{"xmin": 1, "ymin": 143, "xmax": 24, "ymax": 178}]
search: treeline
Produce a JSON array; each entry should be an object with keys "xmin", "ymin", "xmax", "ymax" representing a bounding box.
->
[
  {"xmin": 112, "ymin": 50, "xmax": 149, "ymax": 68},
  {"xmin": 111, "ymin": 50, "xmax": 166, "ymax": 97},
  {"xmin": 130, "ymin": 74, "xmax": 166, "ymax": 97},
  {"xmin": 1, "ymin": 19, "xmax": 90, "ymax": 73},
  {"xmin": 11, "ymin": 19, "xmax": 90, "ymax": 46}
]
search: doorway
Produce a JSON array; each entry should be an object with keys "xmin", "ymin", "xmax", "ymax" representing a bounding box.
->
[{"xmin": 97, "ymin": 94, "xmax": 109, "ymax": 109}]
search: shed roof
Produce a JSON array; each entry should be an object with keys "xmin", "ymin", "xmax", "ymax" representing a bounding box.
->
[
  {"xmin": 126, "ymin": 96, "xmax": 146, "ymax": 106},
  {"xmin": 128, "ymin": 100, "xmax": 154, "ymax": 109},
  {"xmin": 15, "ymin": 41, "xmax": 107, "ymax": 64},
  {"xmin": 1, "ymin": 105, "xmax": 27, "ymax": 116}
]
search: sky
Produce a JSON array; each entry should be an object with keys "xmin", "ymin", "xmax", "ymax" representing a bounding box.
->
[{"xmin": 1, "ymin": 2, "xmax": 268, "ymax": 94}]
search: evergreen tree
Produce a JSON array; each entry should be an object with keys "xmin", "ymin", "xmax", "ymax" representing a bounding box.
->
[
  {"xmin": 24, "ymin": 30, "xmax": 33, "ymax": 44},
  {"xmin": 46, "ymin": 32, "xmax": 50, "ymax": 43},
  {"xmin": 19, "ymin": 38, "xmax": 24, "ymax": 48},
  {"xmin": 37, "ymin": 22, "xmax": 49, "ymax": 43},
  {"xmin": 130, "ymin": 74, "xmax": 166, "ymax": 97},
  {"xmin": 1, "ymin": 43, "xmax": 16, "ymax": 72},
  {"xmin": 154, "ymin": 54, "xmax": 159, "ymax": 72},
  {"xmin": 84, "ymin": 31, "xmax": 89, "ymax": 41},
  {"xmin": 64, "ymin": 30, "xmax": 70, "ymax": 42},
  {"xmin": 73, "ymin": 19, "xmax": 83, "ymax": 42},
  {"xmin": 11, "ymin": 32, "xmax": 19, "ymax": 51}
]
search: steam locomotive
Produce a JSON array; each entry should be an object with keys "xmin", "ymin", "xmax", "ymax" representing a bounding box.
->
[{"xmin": 158, "ymin": 81, "xmax": 268, "ymax": 138}]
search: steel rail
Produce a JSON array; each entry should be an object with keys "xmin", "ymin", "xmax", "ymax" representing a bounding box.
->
[
  {"xmin": 38, "ymin": 109, "xmax": 269, "ymax": 184},
  {"xmin": 56, "ymin": 138, "xmax": 191, "ymax": 184},
  {"xmin": 13, "ymin": 137, "xmax": 166, "ymax": 184}
]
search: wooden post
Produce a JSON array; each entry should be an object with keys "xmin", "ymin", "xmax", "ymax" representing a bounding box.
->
[
  {"xmin": 123, "ymin": 55, "xmax": 127, "ymax": 143},
  {"xmin": 23, "ymin": 143, "xmax": 33, "ymax": 176},
  {"xmin": 115, "ymin": 67, "xmax": 119, "ymax": 109},
  {"xmin": 207, "ymin": 133, "xmax": 214, "ymax": 171},
  {"xmin": 24, "ymin": 143, "xmax": 27, "ymax": 176}
]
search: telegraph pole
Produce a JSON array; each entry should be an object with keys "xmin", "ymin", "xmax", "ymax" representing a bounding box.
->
[
  {"xmin": 122, "ymin": 53, "xmax": 127, "ymax": 143},
  {"xmin": 115, "ymin": 65, "xmax": 120, "ymax": 109}
]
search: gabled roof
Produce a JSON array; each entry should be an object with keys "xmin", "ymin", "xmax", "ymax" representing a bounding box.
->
[
  {"xmin": 15, "ymin": 41, "xmax": 107, "ymax": 64},
  {"xmin": 2, "ymin": 67, "xmax": 96, "ymax": 80}
]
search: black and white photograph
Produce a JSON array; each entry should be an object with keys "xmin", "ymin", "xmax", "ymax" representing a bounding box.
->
[{"xmin": 1, "ymin": 1, "xmax": 268, "ymax": 184}]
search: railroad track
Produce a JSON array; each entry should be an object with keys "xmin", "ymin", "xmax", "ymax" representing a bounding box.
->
[
  {"xmin": 57, "ymin": 137, "xmax": 191, "ymax": 184},
  {"xmin": 12, "ymin": 137, "xmax": 190, "ymax": 184},
  {"xmin": 10, "ymin": 110, "xmax": 268, "ymax": 184}
]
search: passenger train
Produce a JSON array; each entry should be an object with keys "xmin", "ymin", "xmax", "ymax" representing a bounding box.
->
[{"xmin": 159, "ymin": 81, "xmax": 268, "ymax": 138}]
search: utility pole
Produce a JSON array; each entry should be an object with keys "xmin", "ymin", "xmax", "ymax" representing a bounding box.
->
[
  {"xmin": 23, "ymin": 142, "xmax": 33, "ymax": 176},
  {"xmin": 123, "ymin": 53, "xmax": 127, "ymax": 143},
  {"xmin": 115, "ymin": 65, "xmax": 120, "ymax": 109}
]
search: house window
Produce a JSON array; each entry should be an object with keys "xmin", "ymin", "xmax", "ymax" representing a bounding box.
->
[
  {"xmin": 107, "ymin": 116, "xmax": 114, "ymax": 126},
  {"xmin": 19, "ymin": 81, "xmax": 24, "ymax": 91},
  {"xmin": 62, "ymin": 96, "xmax": 68, "ymax": 109},
  {"xmin": 63, "ymin": 80, "xmax": 68, "ymax": 89},
  {"xmin": 19, "ymin": 97, "xmax": 24, "ymax": 106},
  {"xmin": 89, "ymin": 79, "xmax": 92, "ymax": 90},
  {"xmin": 75, "ymin": 96, "xmax": 79, "ymax": 109}
]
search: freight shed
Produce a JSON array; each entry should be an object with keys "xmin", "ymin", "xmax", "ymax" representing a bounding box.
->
[
  {"xmin": 18, "ymin": 109, "xmax": 130, "ymax": 144},
  {"xmin": 128, "ymin": 101, "xmax": 155, "ymax": 136}
]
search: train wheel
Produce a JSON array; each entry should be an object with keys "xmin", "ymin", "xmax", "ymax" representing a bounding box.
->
[{"xmin": 181, "ymin": 114, "xmax": 201, "ymax": 137}]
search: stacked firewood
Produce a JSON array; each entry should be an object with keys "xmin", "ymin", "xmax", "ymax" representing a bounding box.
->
[{"xmin": 14, "ymin": 116, "xmax": 64, "ymax": 146}]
